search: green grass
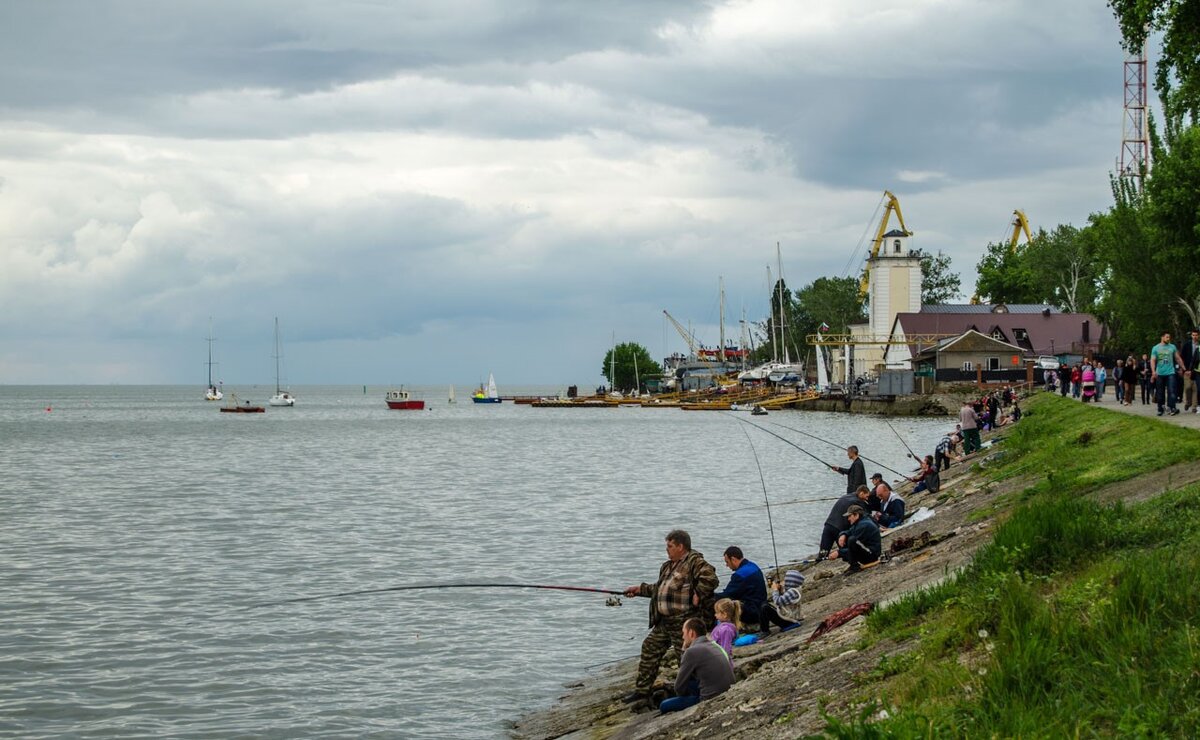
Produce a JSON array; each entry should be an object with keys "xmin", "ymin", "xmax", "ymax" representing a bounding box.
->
[{"xmin": 827, "ymin": 394, "xmax": 1200, "ymax": 737}]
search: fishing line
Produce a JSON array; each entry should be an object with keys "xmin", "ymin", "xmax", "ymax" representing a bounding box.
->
[
  {"xmin": 701, "ymin": 495, "xmax": 841, "ymax": 517},
  {"xmin": 250, "ymin": 582, "xmax": 625, "ymax": 609},
  {"xmin": 883, "ymin": 417, "xmax": 921, "ymax": 460},
  {"xmin": 736, "ymin": 422, "xmax": 781, "ymax": 582},
  {"xmin": 724, "ymin": 412, "xmax": 831, "ymax": 467},
  {"xmin": 765, "ymin": 420, "xmax": 909, "ymax": 478}
]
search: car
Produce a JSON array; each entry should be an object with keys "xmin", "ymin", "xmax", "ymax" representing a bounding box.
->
[{"xmin": 1037, "ymin": 356, "xmax": 1061, "ymax": 369}]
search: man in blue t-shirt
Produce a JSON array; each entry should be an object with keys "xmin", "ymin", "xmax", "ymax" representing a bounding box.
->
[{"xmin": 1150, "ymin": 332, "xmax": 1186, "ymax": 416}]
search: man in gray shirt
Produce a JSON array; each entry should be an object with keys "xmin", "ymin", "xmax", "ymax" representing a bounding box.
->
[{"xmin": 657, "ymin": 618, "xmax": 734, "ymax": 713}]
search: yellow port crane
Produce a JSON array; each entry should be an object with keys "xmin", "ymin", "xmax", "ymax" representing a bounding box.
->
[
  {"xmin": 970, "ymin": 210, "xmax": 1034, "ymax": 304},
  {"xmin": 858, "ymin": 190, "xmax": 913, "ymax": 302}
]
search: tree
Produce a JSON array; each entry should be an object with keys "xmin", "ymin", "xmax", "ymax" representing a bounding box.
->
[
  {"xmin": 915, "ymin": 249, "xmax": 962, "ymax": 304},
  {"xmin": 974, "ymin": 239, "xmax": 1040, "ymax": 305},
  {"xmin": 601, "ymin": 342, "xmax": 661, "ymax": 393},
  {"xmin": 1110, "ymin": 0, "xmax": 1200, "ymax": 129}
]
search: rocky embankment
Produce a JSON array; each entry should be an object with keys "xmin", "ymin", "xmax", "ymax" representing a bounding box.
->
[{"xmin": 513, "ymin": 432, "xmax": 1012, "ymax": 739}]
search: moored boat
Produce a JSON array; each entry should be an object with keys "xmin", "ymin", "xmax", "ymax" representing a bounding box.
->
[
  {"xmin": 386, "ymin": 388, "xmax": 425, "ymax": 410},
  {"xmin": 221, "ymin": 394, "xmax": 264, "ymax": 413},
  {"xmin": 268, "ymin": 317, "xmax": 296, "ymax": 407},
  {"xmin": 473, "ymin": 373, "xmax": 502, "ymax": 403},
  {"xmin": 204, "ymin": 319, "xmax": 223, "ymax": 401}
]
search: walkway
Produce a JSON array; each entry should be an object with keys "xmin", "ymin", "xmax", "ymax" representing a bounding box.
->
[{"xmin": 1066, "ymin": 386, "xmax": 1200, "ymax": 431}]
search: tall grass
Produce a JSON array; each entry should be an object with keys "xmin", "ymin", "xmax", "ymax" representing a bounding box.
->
[{"xmin": 841, "ymin": 394, "xmax": 1200, "ymax": 737}]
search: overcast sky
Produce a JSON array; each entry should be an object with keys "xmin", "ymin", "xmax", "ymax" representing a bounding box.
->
[{"xmin": 0, "ymin": 0, "xmax": 1141, "ymax": 386}]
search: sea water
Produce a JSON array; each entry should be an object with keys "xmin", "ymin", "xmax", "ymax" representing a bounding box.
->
[{"xmin": 0, "ymin": 385, "xmax": 948, "ymax": 738}]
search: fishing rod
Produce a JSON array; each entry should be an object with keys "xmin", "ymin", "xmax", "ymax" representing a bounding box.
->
[
  {"xmin": 724, "ymin": 412, "xmax": 832, "ymax": 467},
  {"xmin": 765, "ymin": 420, "xmax": 909, "ymax": 479},
  {"xmin": 251, "ymin": 582, "xmax": 625, "ymax": 609},
  {"xmin": 883, "ymin": 417, "xmax": 921, "ymax": 461},
  {"xmin": 736, "ymin": 422, "xmax": 781, "ymax": 581},
  {"xmin": 701, "ymin": 495, "xmax": 841, "ymax": 517}
]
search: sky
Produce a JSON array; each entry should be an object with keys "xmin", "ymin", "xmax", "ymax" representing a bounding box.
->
[{"xmin": 0, "ymin": 0, "xmax": 1146, "ymax": 386}]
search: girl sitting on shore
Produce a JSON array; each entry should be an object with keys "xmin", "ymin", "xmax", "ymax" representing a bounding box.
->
[{"xmin": 711, "ymin": 599, "xmax": 740, "ymax": 669}]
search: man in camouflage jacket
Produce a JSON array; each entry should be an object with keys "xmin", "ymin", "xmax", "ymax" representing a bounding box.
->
[{"xmin": 622, "ymin": 529, "xmax": 719, "ymax": 706}]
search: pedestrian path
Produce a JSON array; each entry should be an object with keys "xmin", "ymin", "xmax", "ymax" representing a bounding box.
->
[{"xmin": 1077, "ymin": 389, "xmax": 1200, "ymax": 430}]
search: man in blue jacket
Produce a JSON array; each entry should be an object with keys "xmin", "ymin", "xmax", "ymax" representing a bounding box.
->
[{"xmin": 714, "ymin": 546, "xmax": 768, "ymax": 633}]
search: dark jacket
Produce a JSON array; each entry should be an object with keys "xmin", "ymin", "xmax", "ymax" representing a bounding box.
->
[
  {"xmin": 877, "ymin": 493, "xmax": 906, "ymax": 528},
  {"xmin": 714, "ymin": 559, "xmax": 767, "ymax": 623},
  {"xmin": 840, "ymin": 517, "xmax": 882, "ymax": 563},
  {"xmin": 833, "ymin": 457, "xmax": 866, "ymax": 494},
  {"xmin": 1182, "ymin": 341, "xmax": 1200, "ymax": 372},
  {"xmin": 824, "ymin": 492, "xmax": 862, "ymax": 531}
]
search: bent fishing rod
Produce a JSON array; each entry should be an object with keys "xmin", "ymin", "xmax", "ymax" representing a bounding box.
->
[
  {"xmin": 723, "ymin": 412, "xmax": 832, "ymax": 467},
  {"xmin": 251, "ymin": 582, "xmax": 625, "ymax": 609},
  {"xmin": 736, "ymin": 421, "xmax": 781, "ymax": 581},
  {"xmin": 883, "ymin": 417, "xmax": 921, "ymax": 461},
  {"xmin": 764, "ymin": 420, "xmax": 909, "ymax": 479},
  {"xmin": 701, "ymin": 495, "xmax": 841, "ymax": 517}
]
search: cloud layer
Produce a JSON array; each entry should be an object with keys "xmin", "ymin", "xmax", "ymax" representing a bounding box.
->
[{"xmin": 0, "ymin": 0, "xmax": 1132, "ymax": 384}]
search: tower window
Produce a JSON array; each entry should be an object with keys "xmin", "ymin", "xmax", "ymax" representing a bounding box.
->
[{"xmin": 893, "ymin": 239, "xmax": 901, "ymax": 253}]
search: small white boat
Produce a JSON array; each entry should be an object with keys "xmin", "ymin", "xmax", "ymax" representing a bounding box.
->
[
  {"xmin": 449, "ymin": 385, "xmax": 457, "ymax": 404},
  {"xmin": 204, "ymin": 319, "xmax": 223, "ymax": 401},
  {"xmin": 268, "ymin": 317, "xmax": 296, "ymax": 407}
]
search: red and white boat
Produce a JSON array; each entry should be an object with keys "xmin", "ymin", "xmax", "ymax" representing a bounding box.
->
[{"xmin": 385, "ymin": 388, "xmax": 425, "ymax": 410}]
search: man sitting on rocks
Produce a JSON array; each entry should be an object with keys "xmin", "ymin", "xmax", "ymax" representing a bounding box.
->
[
  {"xmin": 713, "ymin": 546, "xmax": 768, "ymax": 634},
  {"xmin": 827, "ymin": 504, "xmax": 882, "ymax": 573},
  {"xmin": 818, "ymin": 485, "xmax": 872, "ymax": 560},
  {"xmin": 658, "ymin": 617, "xmax": 734, "ymax": 713},
  {"xmin": 873, "ymin": 483, "xmax": 906, "ymax": 529}
]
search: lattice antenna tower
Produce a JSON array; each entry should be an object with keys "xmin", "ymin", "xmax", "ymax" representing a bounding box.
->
[{"xmin": 1119, "ymin": 40, "xmax": 1150, "ymax": 193}]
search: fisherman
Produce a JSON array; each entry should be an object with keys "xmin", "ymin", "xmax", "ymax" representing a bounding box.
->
[
  {"xmin": 657, "ymin": 617, "xmax": 735, "ymax": 713},
  {"xmin": 818, "ymin": 484, "xmax": 871, "ymax": 560},
  {"xmin": 960, "ymin": 400, "xmax": 981, "ymax": 454},
  {"xmin": 622, "ymin": 530, "xmax": 719, "ymax": 707},
  {"xmin": 935, "ymin": 432, "xmax": 962, "ymax": 471},
  {"xmin": 827, "ymin": 504, "xmax": 882, "ymax": 573},
  {"xmin": 713, "ymin": 546, "xmax": 768, "ymax": 634},
  {"xmin": 867, "ymin": 473, "xmax": 886, "ymax": 511},
  {"xmin": 759, "ymin": 569, "xmax": 804, "ymax": 635},
  {"xmin": 874, "ymin": 483, "xmax": 906, "ymax": 529},
  {"xmin": 829, "ymin": 445, "xmax": 866, "ymax": 494}
]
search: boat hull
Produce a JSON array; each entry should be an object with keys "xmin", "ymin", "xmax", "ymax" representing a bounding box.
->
[
  {"xmin": 269, "ymin": 393, "xmax": 295, "ymax": 407},
  {"xmin": 221, "ymin": 406, "xmax": 265, "ymax": 413},
  {"xmin": 472, "ymin": 397, "xmax": 502, "ymax": 404},
  {"xmin": 386, "ymin": 400, "xmax": 426, "ymax": 410}
]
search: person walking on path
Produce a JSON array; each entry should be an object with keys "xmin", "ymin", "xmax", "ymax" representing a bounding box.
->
[
  {"xmin": 1122, "ymin": 355, "xmax": 1139, "ymax": 407},
  {"xmin": 657, "ymin": 618, "xmax": 734, "ymax": 713},
  {"xmin": 1140, "ymin": 353, "xmax": 1153, "ymax": 404},
  {"xmin": 1114, "ymin": 359, "xmax": 1125, "ymax": 403},
  {"xmin": 1060, "ymin": 363, "xmax": 1071, "ymax": 398},
  {"xmin": 829, "ymin": 446, "xmax": 866, "ymax": 494},
  {"xmin": 960, "ymin": 400, "xmax": 982, "ymax": 454},
  {"xmin": 1181, "ymin": 329, "xmax": 1200, "ymax": 413},
  {"xmin": 1151, "ymin": 332, "xmax": 1186, "ymax": 417},
  {"xmin": 623, "ymin": 530, "xmax": 719, "ymax": 707}
]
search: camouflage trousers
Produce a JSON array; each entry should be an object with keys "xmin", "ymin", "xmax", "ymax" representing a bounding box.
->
[{"xmin": 634, "ymin": 614, "xmax": 687, "ymax": 692}]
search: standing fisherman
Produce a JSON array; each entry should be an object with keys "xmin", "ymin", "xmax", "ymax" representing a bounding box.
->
[
  {"xmin": 622, "ymin": 530, "xmax": 719, "ymax": 708},
  {"xmin": 828, "ymin": 445, "xmax": 866, "ymax": 493}
]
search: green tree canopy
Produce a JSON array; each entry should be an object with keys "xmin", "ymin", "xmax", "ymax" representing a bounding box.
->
[
  {"xmin": 916, "ymin": 249, "xmax": 962, "ymax": 304},
  {"xmin": 601, "ymin": 342, "xmax": 661, "ymax": 393}
]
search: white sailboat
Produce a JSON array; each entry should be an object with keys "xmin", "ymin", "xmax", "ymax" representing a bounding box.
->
[
  {"xmin": 268, "ymin": 317, "xmax": 295, "ymax": 407},
  {"xmin": 473, "ymin": 373, "xmax": 501, "ymax": 403},
  {"xmin": 448, "ymin": 385, "xmax": 457, "ymax": 404},
  {"xmin": 204, "ymin": 319, "xmax": 223, "ymax": 401}
]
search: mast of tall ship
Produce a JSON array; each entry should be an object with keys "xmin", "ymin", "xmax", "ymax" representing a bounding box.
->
[
  {"xmin": 776, "ymin": 242, "xmax": 790, "ymax": 365},
  {"xmin": 719, "ymin": 276, "xmax": 726, "ymax": 364}
]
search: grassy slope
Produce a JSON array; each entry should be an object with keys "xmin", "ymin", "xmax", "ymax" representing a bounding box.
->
[{"xmin": 819, "ymin": 394, "xmax": 1200, "ymax": 738}]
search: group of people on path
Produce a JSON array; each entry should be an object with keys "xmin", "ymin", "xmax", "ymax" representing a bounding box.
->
[{"xmin": 1047, "ymin": 329, "xmax": 1200, "ymax": 416}]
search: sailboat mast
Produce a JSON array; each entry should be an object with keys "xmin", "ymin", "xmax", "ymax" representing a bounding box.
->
[
  {"xmin": 718, "ymin": 276, "xmax": 726, "ymax": 364},
  {"xmin": 274, "ymin": 317, "xmax": 282, "ymax": 394},
  {"xmin": 766, "ymin": 265, "xmax": 778, "ymax": 363},
  {"xmin": 207, "ymin": 318, "xmax": 215, "ymax": 388},
  {"xmin": 776, "ymin": 242, "xmax": 790, "ymax": 365}
]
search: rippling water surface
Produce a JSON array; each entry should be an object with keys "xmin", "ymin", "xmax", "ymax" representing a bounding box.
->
[{"xmin": 1, "ymin": 385, "xmax": 949, "ymax": 738}]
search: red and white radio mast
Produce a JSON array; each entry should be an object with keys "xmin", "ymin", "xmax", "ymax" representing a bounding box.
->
[{"xmin": 1119, "ymin": 43, "xmax": 1150, "ymax": 193}]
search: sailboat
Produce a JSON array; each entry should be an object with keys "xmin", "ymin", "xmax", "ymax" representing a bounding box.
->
[
  {"xmin": 473, "ymin": 373, "xmax": 502, "ymax": 403},
  {"xmin": 204, "ymin": 319, "xmax": 223, "ymax": 401},
  {"xmin": 448, "ymin": 385, "xmax": 457, "ymax": 404},
  {"xmin": 268, "ymin": 317, "xmax": 295, "ymax": 407}
]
